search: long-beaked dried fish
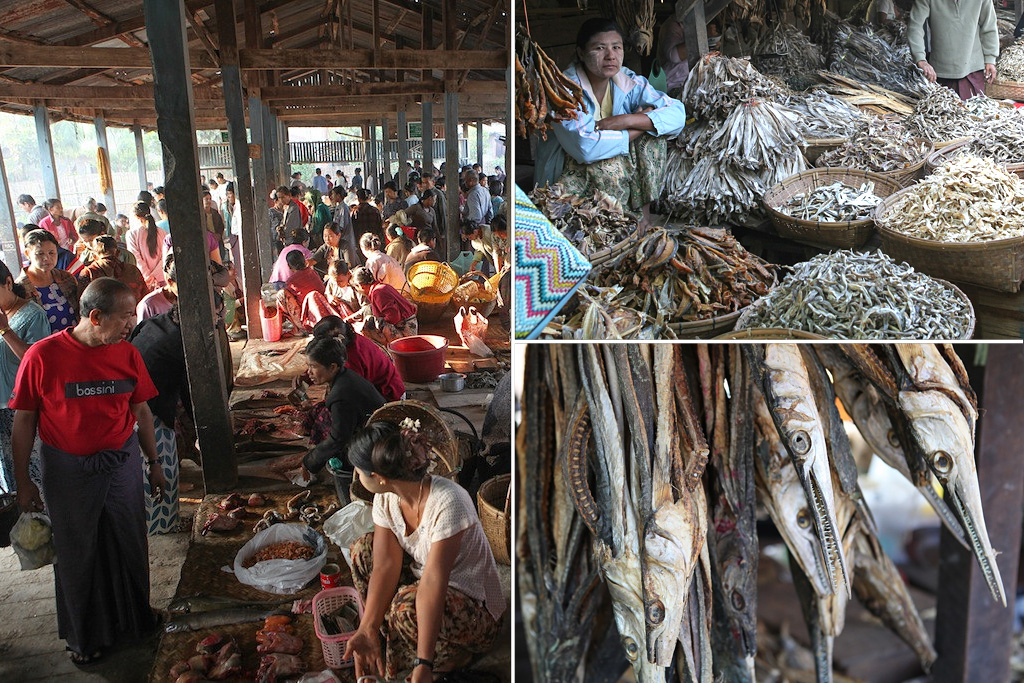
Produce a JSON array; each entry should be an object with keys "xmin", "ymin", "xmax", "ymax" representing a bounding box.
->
[
  {"xmin": 777, "ymin": 181, "xmax": 883, "ymax": 222},
  {"xmin": 516, "ymin": 30, "xmax": 586, "ymax": 140},
  {"xmin": 826, "ymin": 22, "xmax": 929, "ymax": 98}
]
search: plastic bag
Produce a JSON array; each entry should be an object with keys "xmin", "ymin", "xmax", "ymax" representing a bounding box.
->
[
  {"xmin": 322, "ymin": 501, "xmax": 375, "ymax": 573},
  {"xmin": 454, "ymin": 306, "xmax": 493, "ymax": 358},
  {"xmin": 449, "ymin": 251, "xmax": 476, "ymax": 277},
  {"xmin": 11, "ymin": 512, "xmax": 55, "ymax": 570},
  {"xmin": 230, "ymin": 523, "xmax": 327, "ymax": 594}
]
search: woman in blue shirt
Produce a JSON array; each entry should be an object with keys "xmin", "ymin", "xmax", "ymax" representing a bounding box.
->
[{"xmin": 534, "ymin": 19, "xmax": 687, "ymax": 230}]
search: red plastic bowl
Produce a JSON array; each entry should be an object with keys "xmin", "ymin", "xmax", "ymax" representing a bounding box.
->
[{"xmin": 388, "ymin": 335, "xmax": 449, "ymax": 383}]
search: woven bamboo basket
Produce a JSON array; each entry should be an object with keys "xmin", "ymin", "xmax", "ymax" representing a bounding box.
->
[
  {"xmin": 762, "ymin": 168, "xmax": 903, "ymax": 249},
  {"xmin": 588, "ymin": 230, "xmax": 641, "ymax": 269},
  {"xmin": 716, "ymin": 327, "xmax": 827, "ymax": 340},
  {"xmin": 817, "ymin": 138, "xmax": 933, "ymax": 187},
  {"xmin": 451, "ymin": 272, "xmax": 498, "ymax": 317},
  {"xmin": 368, "ymin": 400, "xmax": 462, "ymax": 479},
  {"xmin": 986, "ymin": 78, "xmax": 1024, "ymax": 102},
  {"xmin": 667, "ymin": 308, "xmax": 745, "ymax": 338},
  {"xmin": 932, "ymin": 135, "xmax": 971, "ymax": 151},
  {"xmin": 875, "ymin": 188, "xmax": 1024, "ymax": 293},
  {"xmin": 477, "ymin": 474, "xmax": 511, "ymax": 565},
  {"xmin": 407, "ymin": 261, "xmax": 459, "ymax": 323},
  {"xmin": 803, "ymin": 136, "xmax": 847, "ymax": 165},
  {"xmin": 924, "ymin": 138, "xmax": 973, "ymax": 175}
]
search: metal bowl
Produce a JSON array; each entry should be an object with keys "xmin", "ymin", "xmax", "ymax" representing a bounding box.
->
[{"xmin": 438, "ymin": 372, "xmax": 466, "ymax": 392}]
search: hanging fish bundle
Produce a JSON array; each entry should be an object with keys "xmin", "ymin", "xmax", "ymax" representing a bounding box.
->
[
  {"xmin": 611, "ymin": 0, "xmax": 656, "ymax": 55},
  {"xmin": 879, "ymin": 154, "xmax": 1024, "ymax": 242},
  {"xmin": 515, "ymin": 31, "xmax": 586, "ymax": 140},
  {"xmin": 682, "ymin": 53, "xmax": 784, "ymax": 120},
  {"xmin": 816, "ymin": 117, "xmax": 929, "ymax": 172},
  {"xmin": 522, "ymin": 342, "xmax": 1001, "ymax": 683},
  {"xmin": 742, "ymin": 250, "xmax": 972, "ymax": 339},
  {"xmin": 904, "ymin": 82, "xmax": 979, "ymax": 141},
  {"xmin": 778, "ymin": 181, "xmax": 883, "ymax": 222},
  {"xmin": 997, "ymin": 38, "xmax": 1024, "ymax": 82},
  {"xmin": 783, "ymin": 89, "xmax": 865, "ymax": 138},
  {"xmin": 527, "ymin": 183, "xmax": 638, "ymax": 256},
  {"xmin": 827, "ymin": 23, "xmax": 929, "ymax": 98},
  {"xmin": 752, "ymin": 23, "xmax": 825, "ymax": 77}
]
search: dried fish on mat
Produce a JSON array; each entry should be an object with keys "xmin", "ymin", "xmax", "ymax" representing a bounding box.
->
[
  {"xmin": 515, "ymin": 30, "xmax": 586, "ymax": 140},
  {"xmin": 827, "ymin": 22, "xmax": 929, "ymax": 98},
  {"xmin": 904, "ymin": 82, "xmax": 978, "ymax": 140},
  {"xmin": 783, "ymin": 89, "xmax": 865, "ymax": 138},
  {"xmin": 879, "ymin": 155, "xmax": 1024, "ymax": 242},
  {"xmin": 997, "ymin": 38, "xmax": 1024, "ymax": 82},
  {"xmin": 816, "ymin": 117, "xmax": 929, "ymax": 173},
  {"xmin": 546, "ymin": 227, "xmax": 777, "ymax": 339},
  {"xmin": 778, "ymin": 181, "xmax": 883, "ymax": 222},
  {"xmin": 527, "ymin": 184, "xmax": 638, "ymax": 256},
  {"xmin": 752, "ymin": 23, "xmax": 824, "ymax": 76},
  {"xmin": 742, "ymin": 250, "xmax": 972, "ymax": 339},
  {"xmin": 682, "ymin": 54, "xmax": 783, "ymax": 120}
]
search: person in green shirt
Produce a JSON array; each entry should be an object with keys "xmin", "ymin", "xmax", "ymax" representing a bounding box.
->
[
  {"xmin": 305, "ymin": 189, "xmax": 333, "ymax": 250},
  {"xmin": 909, "ymin": 0, "xmax": 998, "ymax": 100}
]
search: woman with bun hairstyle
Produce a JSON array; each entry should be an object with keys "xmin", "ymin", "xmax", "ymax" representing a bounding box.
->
[
  {"xmin": 343, "ymin": 420, "xmax": 504, "ymax": 682},
  {"xmin": 359, "ymin": 232, "xmax": 407, "ymax": 292}
]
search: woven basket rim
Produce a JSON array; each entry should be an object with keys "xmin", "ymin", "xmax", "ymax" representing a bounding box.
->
[
  {"xmin": 763, "ymin": 168, "xmax": 903, "ymax": 229},
  {"xmin": 817, "ymin": 137, "xmax": 933, "ymax": 177}
]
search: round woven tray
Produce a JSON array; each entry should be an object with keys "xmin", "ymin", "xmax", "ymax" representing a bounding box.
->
[
  {"xmin": 667, "ymin": 308, "xmax": 744, "ymax": 339},
  {"xmin": 932, "ymin": 135, "xmax": 971, "ymax": 150},
  {"xmin": 762, "ymin": 168, "xmax": 903, "ymax": 249},
  {"xmin": 924, "ymin": 138, "xmax": 973, "ymax": 175},
  {"xmin": 817, "ymin": 137, "xmax": 933, "ymax": 188},
  {"xmin": 875, "ymin": 187, "xmax": 1024, "ymax": 293},
  {"xmin": 588, "ymin": 230, "xmax": 641, "ymax": 269},
  {"xmin": 986, "ymin": 78, "xmax": 1024, "ymax": 102},
  {"xmin": 368, "ymin": 400, "xmax": 462, "ymax": 479},
  {"xmin": 734, "ymin": 280, "xmax": 975, "ymax": 339},
  {"xmin": 477, "ymin": 473, "xmax": 510, "ymax": 565}
]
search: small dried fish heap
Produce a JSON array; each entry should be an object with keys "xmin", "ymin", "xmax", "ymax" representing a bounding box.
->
[
  {"xmin": 778, "ymin": 181, "xmax": 883, "ymax": 222},
  {"xmin": 546, "ymin": 226, "xmax": 777, "ymax": 339},
  {"xmin": 827, "ymin": 22, "xmax": 929, "ymax": 97},
  {"xmin": 967, "ymin": 112, "xmax": 1024, "ymax": 164},
  {"xmin": 904, "ymin": 81, "xmax": 978, "ymax": 141},
  {"xmin": 997, "ymin": 38, "xmax": 1024, "ymax": 82},
  {"xmin": 515, "ymin": 30, "xmax": 586, "ymax": 140},
  {"xmin": 879, "ymin": 154, "xmax": 1024, "ymax": 242},
  {"xmin": 752, "ymin": 23, "xmax": 824, "ymax": 77},
  {"xmin": 527, "ymin": 184, "xmax": 638, "ymax": 256},
  {"xmin": 783, "ymin": 89, "xmax": 865, "ymax": 138},
  {"xmin": 663, "ymin": 55, "xmax": 805, "ymax": 224},
  {"xmin": 522, "ymin": 343, "xmax": 1002, "ymax": 683},
  {"xmin": 816, "ymin": 117, "xmax": 929, "ymax": 173},
  {"xmin": 742, "ymin": 250, "xmax": 972, "ymax": 339}
]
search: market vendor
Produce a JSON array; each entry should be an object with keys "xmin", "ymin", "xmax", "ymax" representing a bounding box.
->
[
  {"xmin": 275, "ymin": 250, "xmax": 339, "ymax": 333},
  {"xmin": 309, "ymin": 316, "xmax": 406, "ymax": 401},
  {"xmin": 351, "ymin": 266, "xmax": 418, "ymax": 347},
  {"xmin": 343, "ymin": 420, "xmax": 505, "ymax": 682},
  {"xmin": 534, "ymin": 18, "xmax": 686, "ymax": 230},
  {"xmin": 909, "ymin": 0, "xmax": 998, "ymax": 99}
]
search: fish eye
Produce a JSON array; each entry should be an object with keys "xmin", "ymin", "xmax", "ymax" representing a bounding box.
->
[
  {"xmin": 646, "ymin": 600, "xmax": 665, "ymax": 625},
  {"xmin": 887, "ymin": 429, "xmax": 900, "ymax": 448},
  {"xmin": 623, "ymin": 636, "xmax": 639, "ymax": 660},
  {"xmin": 797, "ymin": 508, "xmax": 812, "ymax": 529},
  {"xmin": 791, "ymin": 430, "xmax": 811, "ymax": 455},
  {"xmin": 932, "ymin": 451, "xmax": 953, "ymax": 474},
  {"xmin": 731, "ymin": 590, "xmax": 746, "ymax": 611}
]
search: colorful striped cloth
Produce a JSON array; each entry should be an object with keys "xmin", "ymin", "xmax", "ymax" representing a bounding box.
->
[{"xmin": 514, "ymin": 185, "xmax": 591, "ymax": 339}]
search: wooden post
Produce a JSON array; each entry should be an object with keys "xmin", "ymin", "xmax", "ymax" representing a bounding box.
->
[
  {"xmin": 264, "ymin": 107, "xmax": 279, "ymax": 187},
  {"xmin": 279, "ymin": 121, "xmax": 290, "ymax": 179},
  {"xmin": 133, "ymin": 124, "xmax": 148, "ymax": 193},
  {"xmin": 476, "ymin": 118, "xmax": 483, "ymax": 168},
  {"xmin": 380, "ymin": 117, "xmax": 392, "ymax": 184},
  {"xmin": 33, "ymin": 106, "xmax": 60, "ymax": 201},
  {"xmin": 0, "ymin": 143, "xmax": 22, "ymax": 273},
  {"xmin": 369, "ymin": 123, "xmax": 379, "ymax": 194},
  {"xmin": 505, "ymin": 60, "xmax": 512, "ymax": 209},
  {"xmin": 216, "ymin": 0, "xmax": 262, "ymax": 340},
  {"xmin": 397, "ymin": 109, "xmax": 408, "ymax": 188},
  {"xmin": 422, "ymin": 101, "xmax": 433, "ymax": 176},
  {"xmin": 248, "ymin": 94, "xmax": 275, "ymax": 280},
  {"xmin": 683, "ymin": 1, "xmax": 709, "ymax": 66},
  {"xmin": 93, "ymin": 117, "xmax": 117, "ymax": 215},
  {"xmin": 444, "ymin": 89, "xmax": 460, "ymax": 261},
  {"xmin": 934, "ymin": 344, "xmax": 1024, "ymax": 682},
  {"xmin": 143, "ymin": 0, "xmax": 237, "ymax": 493}
]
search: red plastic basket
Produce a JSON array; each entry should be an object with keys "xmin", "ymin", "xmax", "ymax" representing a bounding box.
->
[{"xmin": 312, "ymin": 586, "xmax": 364, "ymax": 669}]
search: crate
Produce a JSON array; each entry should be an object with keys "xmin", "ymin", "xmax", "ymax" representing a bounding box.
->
[{"xmin": 312, "ymin": 587, "xmax": 364, "ymax": 669}]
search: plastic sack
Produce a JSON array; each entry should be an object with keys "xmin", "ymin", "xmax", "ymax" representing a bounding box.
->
[
  {"xmin": 11, "ymin": 512, "xmax": 55, "ymax": 570},
  {"xmin": 297, "ymin": 670, "xmax": 342, "ymax": 683},
  {"xmin": 454, "ymin": 306, "xmax": 493, "ymax": 358},
  {"xmin": 231, "ymin": 523, "xmax": 327, "ymax": 594},
  {"xmin": 449, "ymin": 251, "xmax": 476, "ymax": 277},
  {"xmin": 322, "ymin": 501, "xmax": 375, "ymax": 573}
]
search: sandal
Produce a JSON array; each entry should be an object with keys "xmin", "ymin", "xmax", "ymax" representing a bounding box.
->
[{"xmin": 67, "ymin": 647, "xmax": 104, "ymax": 666}]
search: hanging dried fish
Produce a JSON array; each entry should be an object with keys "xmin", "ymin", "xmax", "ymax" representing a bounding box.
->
[
  {"xmin": 609, "ymin": 0, "xmax": 656, "ymax": 55},
  {"xmin": 777, "ymin": 181, "xmax": 883, "ymax": 222},
  {"xmin": 515, "ymin": 30, "xmax": 586, "ymax": 140},
  {"xmin": 826, "ymin": 22, "xmax": 929, "ymax": 98},
  {"xmin": 742, "ymin": 250, "xmax": 972, "ymax": 339},
  {"xmin": 878, "ymin": 154, "xmax": 1024, "ymax": 242},
  {"xmin": 528, "ymin": 184, "xmax": 638, "ymax": 256},
  {"xmin": 816, "ymin": 117, "xmax": 929, "ymax": 173},
  {"xmin": 997, "ymin": 38, "xmax": 1024, "ymax": 82},
  {"xmin": 682, "ymin": 54, "xmax": 784, "ymax": 120},
  {"xmin": 752, "ymin": 23, "xmax": 825, "ymax": 77}
]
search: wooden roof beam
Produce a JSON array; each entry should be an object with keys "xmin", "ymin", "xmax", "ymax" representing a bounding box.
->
[
  {"xmin": 239, "ymin": 48, "xmax": 506, "ymax": 70},
  {"xmin": 0, "ymin": 83, "xmax": 222, "ymax": 100},
  {"xmin": 62, "ymin": 0, "xmax": 148, "ymax": 48},
  {"xmin": 188, "ymin": 9, "xmax": 221, "ymax": 62}
]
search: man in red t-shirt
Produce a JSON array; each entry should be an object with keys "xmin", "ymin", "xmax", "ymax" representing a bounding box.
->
[{"xmin": 10, "ymin": 277, "xmax": 165, "ymax": 666}]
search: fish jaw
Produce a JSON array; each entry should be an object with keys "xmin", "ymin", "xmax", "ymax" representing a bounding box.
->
[
  {"xmin": 899, "ymin": 389, "xmax": 1006, "ymax": 606},
  {"xmin": 643, "ymin": 489, "xmax": 707, "ymax": 665}
]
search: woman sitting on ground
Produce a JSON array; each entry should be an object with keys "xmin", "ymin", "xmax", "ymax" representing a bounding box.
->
[
  {"xmin": 136, "ymin": 253, "xmax": 178, "ymax": 322},
  {"xmin": 310, "ymin": 316, "xmax": 405, "ymax": 401},
  {"xmin": 79, "ymin": 236, "xmax": 150, "ymax": 304},
  {"xmin": 270, "ymin": 227, "xmax": 314, "ymax": 284},
  {"xmin": 533, "ymin": 18, "xmax": 686, "ymax": 230},
  {"xmin": 274, "ymin": 249, "xmax": 337, "ymax": 332},
  {"xmin": 125, "ymin": 201, "xmax": 167, "ymax": 290},
  {"xmin": 343, "ymin": 420, "xmax": 505, "ymax": 682},
  {"xmin": 17, "ymin": 229, "xmax": 80, "ymax": 333},
  {"xmin": 351, "ymin": 266, "xmax": 418, "ymax": 347},
  {"xmin": 385, "ymin": 223, "xmax": 414, "ymax": 267},
  {"xmin": 360, "ymin": 232, "xmax": 407, "ymax": 293},
  {"xmin": 324, "ymin": 259, "xmax": 366, "ymax": 319}
]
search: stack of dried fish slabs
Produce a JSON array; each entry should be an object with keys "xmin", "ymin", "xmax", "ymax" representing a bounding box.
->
[
  {"xmin": 997, "ymin": 38, "xmax": 1024, "ymax": 82},
  {"xmin": 664, "ymin": 55, "xmax": 807, "ymax": 225},
  {"xmin": 826, "ymin": 22, "xmax": 929, "ymax": 97},
  {"xmin": 904, "ymin": 82, "xmax": 979, "ymax": 141},
  {"xmin": 783, "ymin": 89, "xmax": 865, "ymax": 138},
  {"xmin": 546, "ymin": 226, "xmax": 777, "ymax": 339},
  {"xmin": 741, "ymin": 250, "xmax": 972, "ymax": 339},
  {"xmin": 816, "ymin": 117, "xmax": 930, "ymax": 173},
  {"xmin": 752, "ymin": 23, "xmax": 824, "ymax": 77},
  {"xmin": 778, "ymin": 181, "xmax": 884, "ymax": 222},
  {"xmin": 527, "ymin": 184, "xmax": 638, "ymax": 257},
  {"xmin": 878, "ymin": 155, "xmax": 1024, "ymax": 242}
]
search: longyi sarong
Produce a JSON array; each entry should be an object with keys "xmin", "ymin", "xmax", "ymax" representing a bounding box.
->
[
  {"xmin": 40, "ymin": 433, "xmax": 155, "ymax": 655},
  {"xmin": 558, "ymin": 133, "xmax": 667, "ymax": 211}
]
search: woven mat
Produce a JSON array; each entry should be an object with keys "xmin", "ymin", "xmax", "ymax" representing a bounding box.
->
[{"xmin": 191, "ymin": 487, "xmax": 343, "ymax": 548}]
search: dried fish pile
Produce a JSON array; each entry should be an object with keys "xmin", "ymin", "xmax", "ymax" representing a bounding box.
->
[
  {"xmin": 827, "ymin": 23, "xmax": 929, "ymax": 97},
  {"xmin": 515, "ymin": 31, "xmax": 585, "ymax": 140},
  {"xmin": 784, "ymin": 89, "xmax": 865, "ymax": 138},
  {"xmin": 905, "ymin": 82, "xmax": 978, "ymax": 140},
  {"xmin": 997, "ymin": 38, "xmax": 1024, "ymax": 82},
  {"xmin": 964, "ymin": 93, "xmax": 1009, "ymax": 119},
  {"xmin": 527, "ymin": 184, "xmax": 638, "ymax": 256},
  {"xmin": 743, "ymin": 250, "xmax": 972, "ymax": 339},
  {"xmin": 546, "ymin": 226, "xmax": 776, "ymax": 339},
  {"xmin": 522, "ymin": 342, "xmax": 1000, "ymax": 683},
  {"xmin": 778, "ymin": 181, "xmax": 883, "ymax": 222},
  {"xmin": 682, "ymin": 53, "xmax": 783, "ymax": 120},
  {"xmin": 969, "ymin": 113, "xmax": 1024, "ymax": 163},
  {"xmin": 817, "ymin": 117, "xmax": 929, "ymax": 172},
  {"xmin": 752, "ymin": 23, "xmax": 824, "ymax": 76},
  {"xmin": 879, "ymin": 155, "xmax": 1024, "ymax": 242}
]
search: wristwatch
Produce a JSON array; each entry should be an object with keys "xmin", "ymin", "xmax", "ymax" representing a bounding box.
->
[{"xmin": 414, "ymin": 658, "xmax": 434, "ymax": 670}]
